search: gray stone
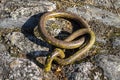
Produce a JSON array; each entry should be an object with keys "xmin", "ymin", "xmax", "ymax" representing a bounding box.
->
[
  {"xmin": 0, "ymin": 0, "xmax": 120, "ymax": 80},
  {"xmin": 92, "ymin": 0, "xmax": 120, "ymax": 10},
  {"xmin": 68, "ymin": 0, "xmax": 120, "ymax": 9},
  {"xmin": 93, "ymin": 0, "xmax": 113, "ymax": 8},
  {"xmin": 67, "ymin": 5, "xmax": 120, "ymax": 28},
  {"xmin": 0, "ymin": 51, "xmax": 11, "ymax": 79},
  {"xmin": 0, "ymin": 47, "xmax": 57, "ymax": 80},
  {"xmin": 64, "ymin": 62, "xmax": 107, "ymax": 80},
  {"xmin": 0, "ymin": 52, "xmax": 42, "ymax": 80},
  {"xmin": 112, "ymin": 36, "xmax": 120, "ymax": 49},
  {"xmin": 95, "ymin": 54, "xmax": 120, "ymax": 80},
  {"xmin": 92, "ymin": 0, "xmax": 120, "ymax": 9},
  {"xmin": 113, "ymin": 0, "xmax": 120, "ymax": 9},
  {"xmin": 0, "ymin": 0, "xmax": 56, "ymax": 28},
  {"xmin": 0, "ymin": 43, "xmax": 6, "ymax": 52},
  {"xmin": 6, "ymin": 32, "xmax": 50, "ymax": 54},
  {"xmin": 9, "ymin": 58, "xmax": 43, "ymax": 80},
  {"xmin": 0, "ymin": 18, "xmax": 28, "ymax": 28}
]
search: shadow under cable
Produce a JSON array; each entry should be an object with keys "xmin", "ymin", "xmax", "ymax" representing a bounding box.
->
[{"xmin": 21, "ymin": 12, "xmax": 51, "ymax": 68}]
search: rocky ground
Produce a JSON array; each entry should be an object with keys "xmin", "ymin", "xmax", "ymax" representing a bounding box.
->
[{"xmin": 0, "ymin": 0, "xmax": 120, "ymax": 80}]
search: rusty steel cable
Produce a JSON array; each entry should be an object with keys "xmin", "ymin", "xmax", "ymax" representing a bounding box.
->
[{"xmin": 38, "ymin": 12, "xmax": 95, "ymax": 72}]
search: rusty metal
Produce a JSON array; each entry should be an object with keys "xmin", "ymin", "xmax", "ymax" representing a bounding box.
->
[{"xmin": 38, "ymin": 12, "xmax": 95, "ymax": 72}]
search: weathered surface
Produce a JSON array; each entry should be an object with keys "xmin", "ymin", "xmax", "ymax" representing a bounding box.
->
[
  {"xmin": 63, "ymin": 0, "xmax": 120, "ymax": 80},
  {"xmin": 0, "ymin": 0, "xmax": 120, "ymax": 80},
  {"xmin": 0, "ymin": 0, "xmax": 56, "ymax": 28},
  {"xmin": 64, "ymin": 62, "xmax": 107, "ymax": 80},
  {"xmin": 6, "ymin": 32, "xmax": 50, "ymax": 54},
  {"xmin": 95, "ymin": 54, "xmax": 120, "ymax": 80},
  {"xmin": 7, "ymin": 58, "xmax": 43, "ymax": 80},
  {"xmin": 112, "ymin": 36, "xmax": 120, "ymax": 49},
  {"xmin": 0, "ymin": 44, "xmax": 11, "ymax": 79},
  {"xmin": 67, "ymin": 5, "xmax": 120, "ymax": 28},
  {"xmin": 0, "ymin": 43, "xmax": 6, "ymax": 51},
  {"xmin": 0, "ymin": 43, "xmax": 43, "ymax": 80},
  {"xmin": 0, "ymin": 43, "xmax": 57, "ymax": 80},
  {"xmin": 93, "ymin": 0, "xmax": 113, "ymax": 8}
]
